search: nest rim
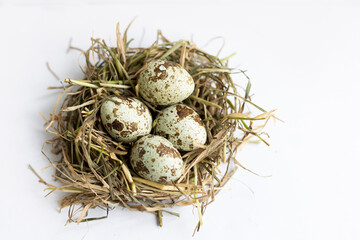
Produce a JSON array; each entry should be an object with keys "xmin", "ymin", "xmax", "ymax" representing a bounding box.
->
[{"xmin": 35, "ymin": 22, "xmax": 275, "ymax": 233}]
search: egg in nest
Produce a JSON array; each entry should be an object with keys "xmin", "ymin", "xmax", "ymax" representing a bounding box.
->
[
  {"xmin": 130, "ymin": 135, "xmax": 183, "ymax": 183},
  {"xmin": 138, "ymin": 60, "xmax": 194, "ymax": 105},
  {"xmin": 154, "ymin": 104, "xmax": 207, "ymax": 151},
  {"xmin": 100, "ymin": 96, "xmax": 152, "ymax": 143}
]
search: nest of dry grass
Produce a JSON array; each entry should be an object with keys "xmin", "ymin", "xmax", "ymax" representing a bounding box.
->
[{"xmin": 33, "ymin": 22, "xmax": 275, "ymax": 234}]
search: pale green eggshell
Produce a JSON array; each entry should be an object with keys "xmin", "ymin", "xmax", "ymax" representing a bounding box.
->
[
  {"xmin": 154, "ymin": 104, "xmax": 207, "ymax": 151},
  {"xmin": 138, "ymin": 60, "xmax": 194, "ymax": 105},
  {"xmin": 130, "ymin": 135, "xmax": 183, "ymax": 183},
  {"xmin": 100, "ymin": 96, "xmax": 152, "ymax": 143}
]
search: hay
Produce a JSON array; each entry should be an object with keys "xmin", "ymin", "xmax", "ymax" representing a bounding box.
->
[{"xmin": 34, "ymin": 22, "xmax": 275, "ymax": 234}]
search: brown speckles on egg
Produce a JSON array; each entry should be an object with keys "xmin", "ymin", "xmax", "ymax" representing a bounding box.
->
[
  {"xmin": 138, "ymin": 60, "xmax": 194, "ymax": 105},
  {"xmin": 176, "ymin": 105, "xmax": 193, "ymax": 119},
  {"xmin": 187, "ymin": 77, "xmax": 193, "ymax": 84},
  {"xmin": 120, "ymin": 130, "xmax": 131, "ymax": 137},
  {"xmin": 130, "ymin": 135, "xmax": 183, "ymax": 183},
  {"xmin": 145, "ymin": 91, "xmax": 157, "ymax": 104},
  {"xmin": 100, "ymin": 96, "xmax": 152, "ymax": 143},
  {"xmin": 156, "ymin": 130, "xmax": 166, "ymax": 137},
  {"xmin": 154, "ymin": 104, "xmax": 207, "ymax": 151},
  {"xmin": 153, "ymin": 64, "xmax": 168, "ymax": 81},
  {"xmin": 139, "ymin": 147, "xmax": 146, "ymax": 158},
  {"xmin": 111, "ymin": 119, "xmax": 124, "ymax": 131},
  {"xmin": 134, "ymin": 160, "xmax": 150, "ymax": 175},
  {"xmin": 126, "ymin": 102, "xmax": 134, "ymax": 109},
  {"xmin": 135, "ymin": 104, "xmax": 147, "ymax": 116},
  {"xmin": 112, "ymin": 108, "xmax": 118, "ymax": 118},
  {"xmin": 156, "ymin": 143, "xmax": 180, "ymax": 159},
  {"xmin": 193, "ymin": 115, "xmax": 204, "ymax": 126},
  {"xmin": 128, "ymin": 122, "xmax": 138, "ymax": 132}
]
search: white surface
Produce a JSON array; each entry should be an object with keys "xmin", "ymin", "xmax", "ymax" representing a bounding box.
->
[{"xmin": 1, "ymin": 1, "xmax": 360, "ymax": 240}]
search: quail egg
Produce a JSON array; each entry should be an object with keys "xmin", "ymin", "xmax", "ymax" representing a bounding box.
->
[
  {"xmin": 100, "ymin": 96, "xmax": 152, "ymax": 143},
  {"xmin": 154, "ymin": 104, "xmax": 207, "ymax": 151},
  {"xmin": 130, "ymin": 135, "xmax": 183, "ymax": 183},
  {"xmin": 138, "ymin": 59, "xmax": 194, "ymax": 105}
]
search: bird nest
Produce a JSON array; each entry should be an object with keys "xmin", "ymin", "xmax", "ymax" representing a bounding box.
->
[{"xmin": 34, "ymin": 22, "xmax": 275, "ymax": 234}]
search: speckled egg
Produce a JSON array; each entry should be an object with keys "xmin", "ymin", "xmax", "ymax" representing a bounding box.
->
[
  {"xmin": 138, "ymin": 60, "xmax": 194, "ymax": 105},
  {"xmin": 154, "ymin": 104, "xmax": 207, "ymax": 151},
  {"xmin": 100, "ymin": 96, "xmax": 152, "ymax": 143},
  {"xmin": 130, "ymin": 135, "xmax": 183, "ymax": 183}
]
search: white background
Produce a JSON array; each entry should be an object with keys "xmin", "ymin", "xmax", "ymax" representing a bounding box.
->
[{"xmin": 1, "ymin": 1, "xmax": 360, "ymax": 239}]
